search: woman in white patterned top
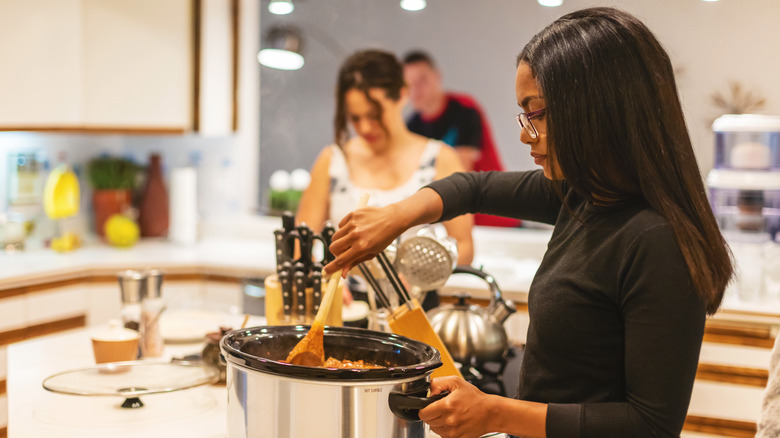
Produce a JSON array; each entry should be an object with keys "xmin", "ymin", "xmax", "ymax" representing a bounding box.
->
[{"xmin": 296, "ymin": 50, "xmax": 473, "ymax": 272}]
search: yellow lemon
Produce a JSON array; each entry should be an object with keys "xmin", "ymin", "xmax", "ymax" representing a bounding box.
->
[{"xmin": 104, "ymin": 214, "xmax": 140, "ymax": 248}]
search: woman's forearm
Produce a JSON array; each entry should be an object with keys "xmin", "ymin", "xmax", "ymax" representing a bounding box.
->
[
  {"xmin": 488, "ymin": 396, "xmax": 548, "ymax": 438},
  {"xmin": 394, "ymin": 187, "xmax": 446, "ymax": 230}
]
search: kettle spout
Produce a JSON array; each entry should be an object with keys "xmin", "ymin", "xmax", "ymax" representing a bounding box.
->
[{"xmin": 489, "ymin": 299, "xmax": 516, "ymax": 324}]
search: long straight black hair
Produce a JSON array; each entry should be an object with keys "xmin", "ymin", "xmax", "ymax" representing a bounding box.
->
[
  {"xmin": 518, "ymin": 7, "xmax": 732, "ymax": 314},
  {"xmin": 333, "ymin": 50, "xmax": 405, "ymax": 147}
]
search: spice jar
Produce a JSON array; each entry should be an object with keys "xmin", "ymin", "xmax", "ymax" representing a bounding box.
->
[
  {"xmin": 117, "ymin": 270, "xmax": 145, "ymax": 333},
  {"xmin": 140, "ymin": 270, "xmax": 165, "ymax": 358}
]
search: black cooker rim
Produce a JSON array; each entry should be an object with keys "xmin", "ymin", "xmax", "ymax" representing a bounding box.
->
[{"xmin": 220, "ymin": 325, "xmax": 443, "ymax": 380}]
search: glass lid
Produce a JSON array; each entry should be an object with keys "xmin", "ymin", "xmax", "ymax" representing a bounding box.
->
[{"xmin": 42, "ymin": 360, "xmax": 220, "ymax": 397}]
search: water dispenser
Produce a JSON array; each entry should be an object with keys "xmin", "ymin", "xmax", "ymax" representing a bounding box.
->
[{"xmin": 707, "ymin": 114, "xmax": 780, "ymax": 304}]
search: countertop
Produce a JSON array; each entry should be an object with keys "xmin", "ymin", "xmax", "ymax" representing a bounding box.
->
[
  {"xmin": 0, "ymin": 216, "xmax": 552, "ymax": 303},
  {"xmin": 7, "ymin": 328, "xmax": 229, "ymax": 437},
  {"xmin": 6, "ymin": 324, "xmax": 464, "ymax": 438},
  {"xmin": 2, "ymin": 214, "xmax": 780, "ymax": 321}
]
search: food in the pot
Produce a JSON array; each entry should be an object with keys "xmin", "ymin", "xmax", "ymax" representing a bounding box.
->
[{"xmin": 323, "ymin": 357, "xmax": 382, "ymax": 369}]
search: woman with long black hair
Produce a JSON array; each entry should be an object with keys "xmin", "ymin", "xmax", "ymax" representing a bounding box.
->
[{"xmin": 324, "ymin": 7, "xmax": 733, "ymax": 438}]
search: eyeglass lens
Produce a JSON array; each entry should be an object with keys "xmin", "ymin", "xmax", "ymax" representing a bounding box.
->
[{"xmin": 517, "ymin": 113, "xmax": 538, "ymax": 139}]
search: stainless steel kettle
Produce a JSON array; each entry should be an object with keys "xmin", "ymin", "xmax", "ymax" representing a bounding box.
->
[{"xmin": 427, "ymin": 265, "xmax": 516, "ymax": 365}]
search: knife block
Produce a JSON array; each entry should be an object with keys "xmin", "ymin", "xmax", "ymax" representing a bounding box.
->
[{"xmin": 264, "ymin": 274, "xmax": 342, "ymax": 327}]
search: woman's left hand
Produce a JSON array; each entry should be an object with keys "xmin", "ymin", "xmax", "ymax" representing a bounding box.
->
[{"xmin": 420, "ymin": 376, "xmax": 496, "ymax": 438}]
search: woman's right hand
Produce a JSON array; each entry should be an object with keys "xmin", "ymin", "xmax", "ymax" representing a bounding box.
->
[
  {"xmin": 324, "ymin": 188, "xmax": 446, "ymax": 277},
  {"xmin": 324, "ymin": 204, "xmax": 406, "ymax": 277}
]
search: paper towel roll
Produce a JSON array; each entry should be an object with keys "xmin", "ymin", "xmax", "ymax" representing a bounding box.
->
[{"xmin": 169, "ymin": 167, "xmax": 198, "ymax": 245}]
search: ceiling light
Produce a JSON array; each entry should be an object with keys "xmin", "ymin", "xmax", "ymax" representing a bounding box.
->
[
  {"xmin": 268, "ymin": 0, "xmax": 294, "ymax": 15},
  {"xmin": 538, "ymin": 0, "xmax": 563, "ymax": 6},
  {"xmin": 258, "ymin": 26, "xmax": 304, "ymax": 71},
  {"xmin": 400, "ymin": 0, "xmax": 426, "ymax": 12}
]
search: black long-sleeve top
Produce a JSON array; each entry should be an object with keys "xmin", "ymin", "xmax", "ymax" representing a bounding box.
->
[{"xmin": 427, "ymin": 170, "xmax": 706, "ymax": 438}]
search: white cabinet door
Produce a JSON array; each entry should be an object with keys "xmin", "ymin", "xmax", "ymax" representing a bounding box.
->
[
  {"xmin": 82, "ymin": 0, "xmax": 192, "ymax": 129},
  {"xmin": 0, "ymin": 0, "xmax": 83, "ymax": 128},
  {"xmin": 0, "ymin": 0, "xmax": 233, "ymax": 133}
]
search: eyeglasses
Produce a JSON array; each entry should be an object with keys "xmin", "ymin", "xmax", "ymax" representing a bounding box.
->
[{"xmin": 515, "ymin": 107, "xmax": 546, "ymax": 139}]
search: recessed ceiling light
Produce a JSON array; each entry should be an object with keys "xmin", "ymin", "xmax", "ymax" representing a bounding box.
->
[
  {"xmin": 538, "ymin": 0, "xmax": 563, "ymax": 6},
  {"xmin": 268, "ymin": 0, "xmax": 294, "ymax": 15},
  {"xmin": 400, "ymin": 0, "xmax": 426, "ymax": 12}
]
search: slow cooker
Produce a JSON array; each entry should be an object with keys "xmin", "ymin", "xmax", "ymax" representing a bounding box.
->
[{"xmin": 221, "ymin": 325, "xmax": 445, "ymax": 438}]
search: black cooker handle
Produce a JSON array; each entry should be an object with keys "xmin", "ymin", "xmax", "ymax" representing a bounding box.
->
[{"xmin": 388, "ymin": 390, "xmax": 450, "ymax": 422}]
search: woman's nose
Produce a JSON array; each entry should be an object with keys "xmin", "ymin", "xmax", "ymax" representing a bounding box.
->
[
  {"xmin": 519, "ymin": 127, "xmax": 536, "ymax": 145},
  {"xmin": 355, "ymin": 119, "xmax": 373, "ymax": 135}
]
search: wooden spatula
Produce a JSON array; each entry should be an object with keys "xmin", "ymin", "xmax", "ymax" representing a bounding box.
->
[
  {"xmin": 285, "ymin": 193, "xmax": 369, "ymax": 366},
  {"xmin": 388, "ymin": 300, "xmax": 462, "ymax": 379}
]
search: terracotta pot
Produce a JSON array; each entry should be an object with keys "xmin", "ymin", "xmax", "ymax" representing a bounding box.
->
[{"xmin": 92, "ymin": 189, "xmax": 132, "ymax": 237}]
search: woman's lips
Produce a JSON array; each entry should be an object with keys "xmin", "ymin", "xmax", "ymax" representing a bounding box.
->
[{"xmin": 531, "ymin": 152, "xmax": 546, "ymax": 166}]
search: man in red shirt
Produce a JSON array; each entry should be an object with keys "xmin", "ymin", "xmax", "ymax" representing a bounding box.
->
[{"xmin": 403, "ymin": 50, "xmax": 519, "ymax": 227}]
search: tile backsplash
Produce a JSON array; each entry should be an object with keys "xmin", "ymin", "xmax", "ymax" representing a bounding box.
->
[{"xmin": 0, "ymin": 132, "xmax": 253, "ymax": 228}]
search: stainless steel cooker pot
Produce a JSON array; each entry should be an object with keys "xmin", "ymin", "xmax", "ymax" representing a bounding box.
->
[{"xmin": 220, "ymin": 325, "xmax": 445, "ymax": 438}]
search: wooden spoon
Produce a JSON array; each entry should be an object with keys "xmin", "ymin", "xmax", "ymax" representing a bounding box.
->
[
  {"xmin": 285, "ymin": 194, "xmax": 369, "ymax": 367},
  {"xmin": 285, "ymin": 270, "xmax": 342, "ymax": 366}
]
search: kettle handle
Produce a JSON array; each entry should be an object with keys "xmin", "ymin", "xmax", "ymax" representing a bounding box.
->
[
  {"xmin": 452, "ymin": 266, "xmax": 515, "ymax": 321},
  {"xmin": 388, "ymin": 390, "xmax": 450, "ymax": 422}
]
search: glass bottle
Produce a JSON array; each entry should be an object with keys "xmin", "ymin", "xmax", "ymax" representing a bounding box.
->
[{"xmin": 138, "ymin": 154, "xmax": 169, "ymax": 237}]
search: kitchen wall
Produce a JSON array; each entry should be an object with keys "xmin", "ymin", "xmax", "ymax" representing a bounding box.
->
[
  {"xmin": 259, "ymin": 0, "xmax": 780, "ymax": 197},
  {"xmin": 0, "ymin": 133, "xmax": 239, "ymax": 220}
]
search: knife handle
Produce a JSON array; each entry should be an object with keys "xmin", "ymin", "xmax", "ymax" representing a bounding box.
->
[
  {"xmin": 273, "ymin": 230, "xmax": 286, "ymax": 273},
  {"xmin": 321, "ymin": 222, "xmax": 336, "ymax": 264},
  {"xmin": 294, "ymin": 265, "xmax": 307, "ymax": 324},
  {"xmin": 279, "ymin": 270, "xmax": 292, "ymax": 323},
  {"xmin": 297, "ymin": 223, "xmax": 312, "ymax": 272},
  {"xmin": 312, "ymin": 264, "xmax": 323, "ymax": 313},
  {"xmin": 282, "ymin": 212, "xmax": 295, "ymax": 257}
]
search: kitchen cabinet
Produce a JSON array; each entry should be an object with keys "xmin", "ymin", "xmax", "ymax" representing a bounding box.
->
[{"xmin": 0, "ymin": 0, "xmax": 237, "ymax": 134}]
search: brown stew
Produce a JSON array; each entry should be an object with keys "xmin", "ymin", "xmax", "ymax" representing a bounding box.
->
[{"xmin": 323, "ymin": 357, "xmax": 383, "ymax": 369}]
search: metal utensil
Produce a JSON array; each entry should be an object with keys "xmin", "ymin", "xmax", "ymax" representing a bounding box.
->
[
  {"xmin": 376, "ymin": 251, "xmax": 413, "ymax": 310},
  {"xmin": 395, "ymin": 227, "xmax": 458, "ymax": 293},
  {"xmin": 357, "ymin": 263, "xmax": 392, "ymax": 309}
]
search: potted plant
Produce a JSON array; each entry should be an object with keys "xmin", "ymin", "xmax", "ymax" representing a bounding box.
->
[{"xmin": 86, "ymin": 156, "xmax": 141, "ymax": 237}]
